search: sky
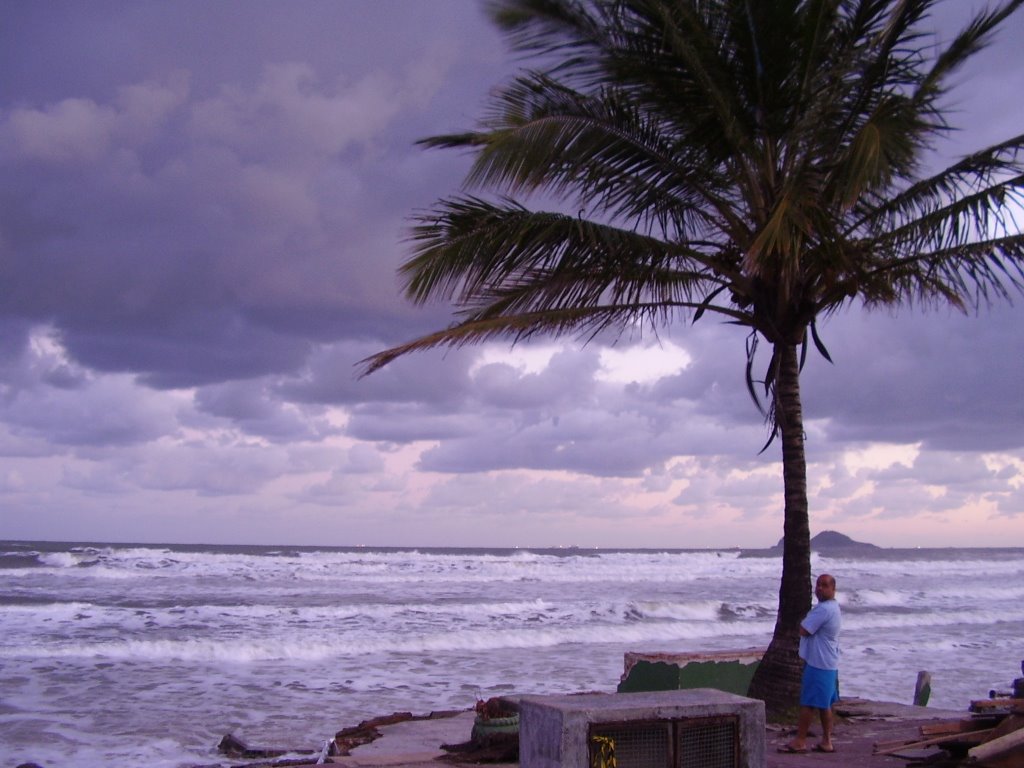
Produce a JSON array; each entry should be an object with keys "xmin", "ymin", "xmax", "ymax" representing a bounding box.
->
[{"xmin": 0, "ymin": 1, "xmax": 1021, "ymax": 549}]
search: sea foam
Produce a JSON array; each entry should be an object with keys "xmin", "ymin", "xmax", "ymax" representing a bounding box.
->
[{"xmin": 2, "ymin": 541, "xmax": 1021, "ymax": 768}]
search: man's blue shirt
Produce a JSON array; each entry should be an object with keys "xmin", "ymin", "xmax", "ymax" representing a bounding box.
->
[{"xmin": 799, "ymin": 598, "xmax": 841, "ymax": 670}]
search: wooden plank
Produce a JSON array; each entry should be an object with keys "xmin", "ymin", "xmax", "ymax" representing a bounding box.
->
[
  {"xmin": 984, "ymin": 714, "xmax": 1024, "ymax": 742},
  {"xmin": 920, "ymin": 719, "xmax": 988, "ymax": 736},
  {"xmin": 967, "ymin": 724, "xmax": 1024, "ymax": 764},
  {"xmin": 971, "ymin": 698, "xmax": 1015, "ymax": 712},
  {"xmin": 874, "ymin": 728, "xmax": 994, "ymax": 756},
  {"xmin": 872, "ymin": 741, "xmax": 913, "ymax": 753}
]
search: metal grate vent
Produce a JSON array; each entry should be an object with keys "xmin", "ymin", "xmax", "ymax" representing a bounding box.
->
[
  {"xmin": 590, "ymin": 717, "xmax": 737, "ymax": 768},
  {"xmin": 678, "ymin": 716, "xmax": 737, "ymax": 768},
  {"xmin": 590, "ymin": 722, "xmax": 670, "ymax": 768}
]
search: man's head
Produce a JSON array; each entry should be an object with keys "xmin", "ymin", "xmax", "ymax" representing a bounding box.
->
[{"xmin": 815, "ymin": 573, "xmax": 836, "ymax": 602}]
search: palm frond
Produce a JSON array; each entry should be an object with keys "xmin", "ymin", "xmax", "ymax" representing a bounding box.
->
[
  {"xmin": 864, "ymin": 234, "xmax": 1024, "ymax": 306},
  {"xmin": 404, "ymin": 196, "xmax": 752, "ymax": 314},
  {"xmin": 914, "ymin": 0, "xmax": 1024, "ymax": 112},
  {"xmin": 360, "ymin": 296, "xmax": 749, "ymax": 377},
  {"xmin": 854, "ymin": 133, "xmax": 1024, "ymax": 230},
  {"xmin": 371, "ymin": 0, "xmax": 1024, "ymax": 438}
]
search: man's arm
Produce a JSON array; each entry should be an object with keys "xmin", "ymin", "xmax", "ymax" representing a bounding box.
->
[{"xmin": 801, "ymin": 602, "xmax": 830, "ymax": 636}]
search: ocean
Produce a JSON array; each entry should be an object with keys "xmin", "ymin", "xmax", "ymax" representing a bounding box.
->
[{"xmin": 1, "ymin": 540, "xmax": 1022, "ymax": 767}]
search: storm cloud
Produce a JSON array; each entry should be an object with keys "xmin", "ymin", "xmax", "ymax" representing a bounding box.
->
[{"xmin": 0, "ymin": 1, "xmax": 1021, "ymax": 548}]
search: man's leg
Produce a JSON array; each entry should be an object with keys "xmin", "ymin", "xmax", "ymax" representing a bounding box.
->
[
  {"xmin": 784, "ymin": 706, "xmax": 815, "ymax": 751},
  {"xmin": 817, "ymin": 706, "xmax": 835, "ymax": 751}
]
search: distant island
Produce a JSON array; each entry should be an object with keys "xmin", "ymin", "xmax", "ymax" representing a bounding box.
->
[
  {"xmin": 802, "ymin": 530, "xmax": 880, "ymax": 551},
  {"xmin": 739, "ymin": 529, "xmax": 881, "ymax": 558}
]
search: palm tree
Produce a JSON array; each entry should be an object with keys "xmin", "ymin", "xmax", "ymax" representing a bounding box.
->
[{"xmin": 363, "ymin": 0, "xmax": 1024, "ymax": 713}]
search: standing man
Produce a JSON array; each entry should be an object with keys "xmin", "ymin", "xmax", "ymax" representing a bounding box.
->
[{"xmin": 781, "ymin": 573, "xmax": 841, "ymax": 754}]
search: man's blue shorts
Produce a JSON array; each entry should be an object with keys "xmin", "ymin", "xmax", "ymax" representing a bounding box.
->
[{"xmin": 800, "ymin": 664, "xmax": 839, "ymax": 709}]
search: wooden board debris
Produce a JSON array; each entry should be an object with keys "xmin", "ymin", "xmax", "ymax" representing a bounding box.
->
[
  {"xmin": 967, "ymin": 724, "xmax": 1024, "ymax": 767},
  {"xmin": 919, "ymin": 719, "xmax": 993, "ymax": 737},
  {"xmin": 970, "ymin": 698, "xmax": 1016, "ymax": 712}
]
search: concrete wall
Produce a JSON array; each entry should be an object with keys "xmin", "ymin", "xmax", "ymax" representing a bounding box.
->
[
  {"xmin": 514, "ymin": 689, "xmax": 765, "ymax": 768},
  {"xmin": 618, "ymin": 649, "xmax": 764, "ymax": 697}
]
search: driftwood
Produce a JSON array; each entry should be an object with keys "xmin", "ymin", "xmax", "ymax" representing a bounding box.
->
[
  {"xmin": 873, "ymin": 728, "xmax": 994, "ymax": 756},
  {"xmin": 970, "ymin": 698, "xmax": 1017, "ymax": 712},
  {"xmin": 883, "ymin": 707, "xmax": 1024, "ymax": 766},
  {"xmin": 986, "ymin": 715, "xmax": 1024, "ymax": 741},
  {"xmin": 967, "ymin": 725, "xmax": 1024, "ymax": 767},
  {"xmin": 919, "ymin": 719, "xmax": 994, "ymax": 737}
]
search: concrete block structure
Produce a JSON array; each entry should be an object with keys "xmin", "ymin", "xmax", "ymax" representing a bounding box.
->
[{"xmin": 515, "ymin": 689, "xmax": 765, "ymax": 768}]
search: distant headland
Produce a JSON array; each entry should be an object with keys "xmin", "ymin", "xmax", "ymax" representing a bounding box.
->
[{"xmin": 739, "ymin": 529, "xmax": 881, "ymax": 558}]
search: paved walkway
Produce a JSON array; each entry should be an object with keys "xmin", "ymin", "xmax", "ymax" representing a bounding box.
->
[
  {"xmin": 284, "ymin": 698, "xmax": 968, "ymax": 768},
  {"xmin": 331, "ymin": 711, "xmax": 478, "ymax": 767},
  {"xmin": 766, "ymin": 698, "xmax": 965, "ymax": 768}
]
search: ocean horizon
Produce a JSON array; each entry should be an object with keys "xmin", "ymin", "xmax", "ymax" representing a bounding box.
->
[{"xmin": 9, "ymin": 534, "xmax": 1022, "ymax": 554}]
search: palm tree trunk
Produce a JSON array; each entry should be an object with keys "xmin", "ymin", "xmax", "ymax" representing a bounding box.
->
[{"xmin": 747, "ymin": 341, "xmax": 812, "ymax": 717}]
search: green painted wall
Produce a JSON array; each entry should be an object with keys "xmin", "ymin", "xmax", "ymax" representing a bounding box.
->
[{"xmin": 618, "ymin": 659, "xmax": 760, "ymax": 697}]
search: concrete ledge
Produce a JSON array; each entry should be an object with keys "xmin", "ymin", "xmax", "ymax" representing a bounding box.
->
[
  {"xmin": 273, "ymin": 697, "xmax": 970, "ymax": 768},
  {"xmin": 515, "ymin": 689, "xmax": 765, "ymax": 768}
]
